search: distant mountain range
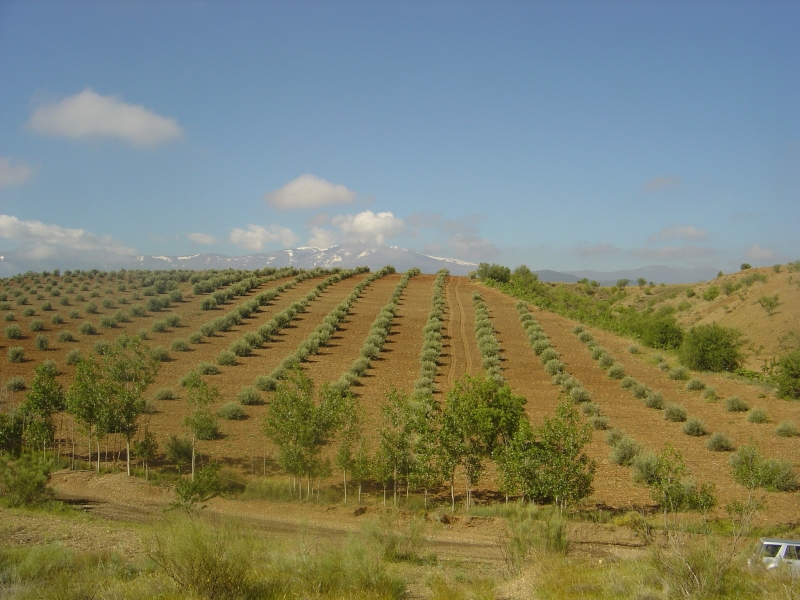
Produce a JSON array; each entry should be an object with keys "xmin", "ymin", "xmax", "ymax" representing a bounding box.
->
[{"xmin": 0, "ymin": 242, "xmax": 719, "ymax": 283}]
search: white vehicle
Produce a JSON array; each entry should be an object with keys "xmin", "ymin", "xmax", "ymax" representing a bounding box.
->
[{"xmin": 750, "ymin": 538, "xmax": 800, "ymax": 573}]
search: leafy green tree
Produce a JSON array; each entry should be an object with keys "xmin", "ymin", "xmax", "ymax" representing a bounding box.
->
[
  {"xmin": 262, "ymin": 369, "xmax": 342, "ymax": 499},
  {"xmin": 496, "ymin": 403, "xmax": 595, "ymax": 511},
  {"xmin": 66, "ymin": 356, "xmax": 107, "ymax": 472},
  {"xmin": 21, "ymin": 362, "xmax": 65, "ymax": 457},
  {"xmin": 616, "ymin": 279, "xmax": 630, "ymax": 289},
  {"xmin": 170, "ymin": 463, "xmax": 220, "ymax": 511},
  {"xmin": 132, "ymin": 430, "xmax": 158, "ymax": 480},
  {"xmin": 407, "ymin": 393, "xmax": 444, "ymax": 508},
  {"xmin": 637, "ymin": 278, "xmax": 647, "ymax": 288},
  {"xmin": 334, "ymin": 390, "xmax": 361, "ymax": 504},
  {"xmin": 182, "ymin": 371, "xmax": 220, "ymax": 480},
  {"xmin": 680, "ymin": 323, "xmax": 744, "ymax": 372},
  {"xmin": 472, "ymin": 263, "xmax": 511, "ymax": 283},
  {"xmin": 102, "ymin": 335, "xmax": 159, "ymax": 475},
  {"xmin": 376, "ymin": 387, "xmax": 416, "ymax": 506},
  {"xmin": 511, "ymin": 265, "xmax": 539, "ymax": 288},
  {"xmin": 774, "ymin": 350, "xmax": 800, "ymax": 399},
  {"xmin": 350, "ymin": 439, "xmax": 372, "ymax": 505},
  {"xmin": 440, "ymin": 375, "xmax": 526, "ymax": 509}
]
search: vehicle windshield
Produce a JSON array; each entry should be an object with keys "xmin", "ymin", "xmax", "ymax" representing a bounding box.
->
[{"xmin": 759, "ymin": 543, "xmax": 782, "ymax": 558}]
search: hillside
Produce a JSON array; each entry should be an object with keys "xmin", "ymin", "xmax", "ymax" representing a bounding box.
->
[
  {"xmin": 1, "ymin": 265, "xmax": 798, "ymax": 526},
  {"xmin": 616, "ymin": 265, "xmax": 800, "ymax": 371}
]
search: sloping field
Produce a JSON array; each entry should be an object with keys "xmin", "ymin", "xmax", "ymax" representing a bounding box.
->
[{"xmin": 1, "ymin": 267, "xmax": 799, "ymax": 523}]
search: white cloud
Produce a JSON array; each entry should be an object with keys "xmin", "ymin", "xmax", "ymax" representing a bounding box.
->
[
  {"xmin": 0, "ymin": 214, "xmax": 134, "ymax": 261},
  {"xmin": 27, "ymin": 88, "xmax": 182, "ymax": 147},
  {"xmin": 744, "ymin": 244, "xmax": 779, "ymax": 263},
  {"xmin": 641, "ymin": 175, "xmax": 682, "ymax": 194},
  {"xmin": 648, "ymin": 224, "xmax": 709, "ymax": 243},
  {"xmin": 229, "ymin": 224, "xmax": 298, "ymax": 251},
  {"xmin": 0, "ymin": 157, "xmax": 36, "ymax": 187},
  {"xmin": 187, "ymin": 232, "xmax": 217, "ymax": 244},
  {"xmin": 331, "ymin": 210, "xmax": 404, "ymax": 245},
  {"xmin": 265, "ymin": 174, "xmax": 357, "ymax": 209},
  {"xmin": 307, "ymin": 226, "xmax": 339, "ymax": 249}
]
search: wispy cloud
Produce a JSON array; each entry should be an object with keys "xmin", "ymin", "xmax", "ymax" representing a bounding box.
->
[
  {"xmin": 0, "ymin": 214, "xmax": 134, "ymax": 261},
  {"xmin": 744, "ymin": 244, "xmax": 779, "ymax": 263},
  {"xmin": 632, "ymin": 245, "xmax": 717, "ymax": 260},
  {"xmin": 641, "ymin": 175, "xmax": 682, "ymax": 194},
  {"xmin": 229, "ymin": 224, "xmax": 298, "ymax": 251},
  {"xmin": 27, "ymin": 88, "xmax": 183, "ymax": 147},
  {"xmin": 574, "ymin": 243, "xmax": 620, "ymax": 257},
  {"xmin": 647, "ymin": 224, "xmax": 709, "ymax": 243},
  {"xmin": 0, "ymin": 157, "xmax": 37, "ymax": 187},
  {"xmin": 187, "ymin": 232, "xmax": 217, "ymax": 244},
  {"xmin": 406, "ymin": 212, "xmax": 498, "ymax": 259},
  {"xmin": 265, "ymin": 174, "xmax": 357, "ymax": 210}
]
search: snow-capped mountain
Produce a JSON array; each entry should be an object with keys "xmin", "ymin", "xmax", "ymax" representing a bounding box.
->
[{"xmin": 132, "ymin": 243, "xmax": 477, "ymax": 275}]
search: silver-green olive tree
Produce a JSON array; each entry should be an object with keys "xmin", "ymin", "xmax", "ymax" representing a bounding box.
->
[{"xmin": 182, "ymin": 370, "xmax": 220, "ymax": 481}]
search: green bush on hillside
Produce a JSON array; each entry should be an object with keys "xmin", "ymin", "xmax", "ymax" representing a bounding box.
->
[
  {"xmin": 773, "ymin": 350, "xmax": 800, "ymax": 399},
  {"xmin": 679, "ymin": 323, "xmax": 744, "ymax": 372}
]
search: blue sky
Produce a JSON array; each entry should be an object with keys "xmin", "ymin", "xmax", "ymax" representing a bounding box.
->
[{"xmin": 1, "ymin": 0, "xmax": 798, "ymax": 274}]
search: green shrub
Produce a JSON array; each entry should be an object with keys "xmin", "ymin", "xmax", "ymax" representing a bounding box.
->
[
  {"xmin": 658, "ymin": 360, "xmax": 669, "ymax": 371},
  {"xmin": 3, "ymin": 312, "xmax": 14, "ymax": 322},
  {"xmin": 703, "ymin": 387, "xmax": 718, "ymax": 401},
  {"xmin": 669, "ymin": 366, "xmax": 690, "ymax": 381},
  {"xmin": 154, "ymin": 387, "xmax": 178, "ymax": 401},
  {"xmin": 570, "ymin": 387, "xmax": 591, "ymax": 403},
  {"xmin": 68, "ymin": 309, "xmax": 79, "ymax": 319},
  {"xmin": 4, "ymin": 376, "xmax": 25, "ymax": 392},
  {"xmin": 680, "ymin": 323, "xmax": 744, "ymax": 372},
  {"xmin": 682, "ymin": 417, "xmax": 707, "ymax": 436},
  {"xmin": 609, "ymin": 436, "xmax": 642, "ymax": 466},
  {"xmin": 150, "ymin": 346, "xmax": 170, "ymax": 362},
  {"xmin": 686, "ymin": 378, "xmax": 705, "ymax": 391},
  {"xmin": 78, "ymin": 321, "xmax": 96, "ymax": 335},
  {"xmin": 775, "ymin": 421, "xmax": 799, "ymax": 438},
  {"xmin": 171, "ymin": 338, "xmax": 190, "ymax": 352},
  {"xmin": 65, "ymin": 349, "xmax": 81, "ymax": 365},
  {"xmin": 22, "ymin": 307, "xmax": 35, "ymax": 317},
  {"xmin": 49, "ymin": 313, "xmax": 64, "ymax": 325},
  {"xmin": 598, "ymin": 354, "xmax": 615, "ymax": 369},
  {"xmin": 254, "ymin": 376, "xmax": 277, "ymax": 392},
  {"xmin": 98, "ymin": 315, "xmax": 115, "ymax": 328},
  {"xmin": 164, "ymin": 313, "xmax": 181, "ymax": 328},
  {"xmin": 620, "ymin": 376, "xmax": 636, "ymax": 390},
  {"xmin": 5, "ymin": 324, "xmax": 22, "ymax": 339},
  {"xmin": 198, "ymin": 362, "xmax": 220, "ymax": 375},
  {"xmin": 706, "ymin": 432, "xmax": 734, "ymax": 452},
  {"xmin": 216, "ymin": 351, "xmax": 237, "ymax": 366},
  {"xmin": 188, "ymin": 332, "xmax": 203, "ymax": 345},
  {"xmin": 237, "ymin": 386, "xmax": 262, "ymax": 405},
  {"xmin": 730, "ymin": 445, "xmax": 798, "ymax": 491},
  {"xmin": 544, "ymin": 359, "xmax": 564, "ymax": 375},
  {"xmin": 663, "ymin": 404, "xmax": 687, "ymax": 422},
  {"xmin": 228, "ymin": 338, "xmax": 251, "ymax": 357},
  {"xmin": 84, "ymin": 301, "xmax": 97, "ymax": 314},
  {"xmin": 8, "ymin": 347, "xmax": 24, "ymax": 363},
  {"xmin": 747, "ymin": 407, "xmax": 769, "ymax": 424},
  {"xmin": 702, "ymin": 286, "xmax": 720, "ymax": 301},
  {"xmin": 590, "ymin": 415, "xmax": 610, "ymax": 430},
  {"xmin": 540, "ymin": 347, "xmax": 559, "ymax": 363},
  {"xmin": 631, "ymin": 451, "xmax": 660, "ymax": 485},
  {"xmin": 607, "ymin": 364, "xmax": 625, "ymax": 379},
  {"xmin": 57, "ymin": 330, "xmax": 76, "ymax": 343},
  {"xmin": 577, "ymin": 331, "xmax": 593, "ymax": 343},
  {"xmin": 151, "ymin": 319, "xmax": 168, "ymax": 333},
  {"xmin": 0, "ymin": 454, "xmax": 53, "ymax": 506},
  {"xmin": 627, "ymin": 345, "xmax": 639, "ymax": 354},
  {"xmin": 218, "ymin": 402, "xmax": 245, "ymax": 420},
  {"xmin": 773, "ymin": 349, "xmax": 800, "ymax": 399},
  {"xmin": 28, "ymin": 319, "xmax": 44, "ymax": 332},
  {"xmin": 580, "ymin": 402, "xmax": 600, "ymax": 417},
  {"xmin": 34, "ymin": 334, "xmax": 49, "ymax": 351},
  {"xmin": 644, "ymin": 391, "xmax": 665, "ymax": 410},
  {"xmin": 93, "ymin": 340, "xmax": 110, "ymax": 355},
  {"xmin": 724, "ymin": 396, "xmax": 749, "ymax": 412},
  {"xmin": 632, "ymin": 382, "xmax": 649, "ymax": 399},
  {"xmin": 590, "ymin": 346, "xmax": 606, "ymax": 360}
]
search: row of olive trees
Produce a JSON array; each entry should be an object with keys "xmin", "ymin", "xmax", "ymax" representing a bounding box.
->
[
  {"xmin": 331, "ymin": 268, "xmax": 421, "ymax": 393},
  {"xmin": 471, "ymin": 292, "xmax": 504, "ymax": 383},
  {"xmin": 198, "ymin": 267, "xmax": 299, "ymax": 311},
  {"xmin": 255, "ymin": 266, "xmax": 395, "ymax": 391},
  {"xmin": 413, "ymin": 269, "xmax": 449, "ymax": 397},
  {"xmin": 220, "ymin": 268, "xmax": 366, "ymax": 365},
  {"xmin": 196, "ymin": 268, "xmax": 335, "ymax": 338}
]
